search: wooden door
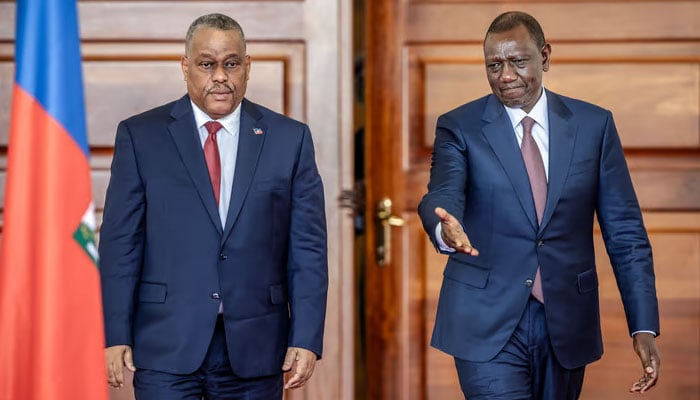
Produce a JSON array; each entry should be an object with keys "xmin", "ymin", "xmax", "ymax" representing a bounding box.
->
[
  {"xmin": 364, "ymin": 1, "xmax": 700, "ymax": 399},
  {"xmin": 0, "ymin": 1, "xmax": 354, "ymax": 399}
]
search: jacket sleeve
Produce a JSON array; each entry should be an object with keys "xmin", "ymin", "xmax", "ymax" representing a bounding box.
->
[
  {"xmin": 99, "ymin": 121, "xmax": 146, "ymax": 347},
  {"xmin": 286, "ymin": 125, "xmax": 329, "ymax": 358},
  {"xmin": 418, "ymin": 113, "xmax": 469, "ymax": 252},
  {"xmin": 595, "ymin": 111, "xmax": 660, "ymax": 336}
]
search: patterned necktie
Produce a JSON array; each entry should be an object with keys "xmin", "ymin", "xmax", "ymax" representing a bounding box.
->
[
  {"xmin": 521, "ymin": 116, "xmax": 546, "ymax": 302},
  {"xmin": 204, "ymin": 121, "xmax": 223, "ymax": 205}
]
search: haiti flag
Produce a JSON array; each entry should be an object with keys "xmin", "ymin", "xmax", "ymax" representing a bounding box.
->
[{"xmin": 0, "ymin": 0, "xmax": 108, "ymax": 399}]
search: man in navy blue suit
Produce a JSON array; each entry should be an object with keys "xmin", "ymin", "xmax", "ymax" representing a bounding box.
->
[
  {"xmin": 418, "ymin": 11, "xmax": 660, "ymax": 399},
  {"xmin": 99, "ymin": 13, "xmax": 328, "ymax": 399}
]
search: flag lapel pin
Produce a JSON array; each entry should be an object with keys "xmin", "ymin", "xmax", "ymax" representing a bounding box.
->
[{"xmin": 253, "ymin": 127, "xmax": 264, "ymax": 135}]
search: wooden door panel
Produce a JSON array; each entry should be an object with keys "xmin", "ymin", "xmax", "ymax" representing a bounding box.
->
[{"xmin": 406, "ymin": 1, "xmax": 700, "ymax": 42}]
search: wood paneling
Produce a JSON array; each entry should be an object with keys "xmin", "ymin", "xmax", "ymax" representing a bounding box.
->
[
  {"xmin": 406, "ymin": 1, "xmax": 700, "ymax": 42},
  {"xmin": 632, "ymin": 171, "xmax": 700, "ymax": 210},
  {"xmin": 411, "ymin": 43, "xmax": 700, "ymax": 150},
  {"xmin": 0, "ymin": 42, "xmax": 305, "ymax": 147},
  {"xmin": 0, "ymin": 2, "xmax": 305, "ymax": 41}
]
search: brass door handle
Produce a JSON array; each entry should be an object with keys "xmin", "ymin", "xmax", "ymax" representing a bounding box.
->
[{"xmin": 375, "ymin": 197, "xmax": 404, "ymax": 265}]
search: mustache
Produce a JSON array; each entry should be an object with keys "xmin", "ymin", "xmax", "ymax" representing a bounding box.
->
[{"xmin": 206, "ymin": 85, "xmax": 234, "ymax": 94}]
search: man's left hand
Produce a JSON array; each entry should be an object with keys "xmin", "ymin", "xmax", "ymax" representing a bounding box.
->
[
  {"xmin": 282, "ymin": 346, "xmax": 317, "ymax": 390},
  {"xmin": 629, "ymin": 332, "xmax": 660, "ymax": 393}
]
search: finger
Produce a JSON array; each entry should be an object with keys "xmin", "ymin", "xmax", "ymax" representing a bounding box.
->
[
  {"xmin": 630, "ymin": 375, "xmax": 654, "ymax": 394},
  {"xmin": 646, "ymin": 364, "xmax": 657, "ymax": 379},
  {"xmin": 434, "ymin": 207, "xmax": 447, "ymax": 220},
  {"xmin": 106, "ymin": 361, "xmax": 117, "ymax": 387},
  {"xmin": 631, "ymin": 372, "xmax": 654, "ymax": 392},
  {"xmin": 123, "ymin": 347, "xmax": 136, "ymax": 372},
  {"xmin": 282, "ymin": 348, "xmax": 297, "ymax": 372},
  {"xmin": 629, "ymin": 368, "xmax": 657, "ymax": 393},
  {"xmin": 454, "ymin": 241, "xmax": 478, "ymax": 256},
  {"xmin": 285, "ymin": 372, "xmax": 302, "ymax": 389},
  {"xmin": 284, "ymin": 361, "xmax": 304, "ymax": 390},
  {"xmin": 640, "ymin": 365, "xmax": 659, "ymax": 393},
  {"xmin": 640, "ymin": 377, "xmax": 657, "ymax": 393},
  {"xmin": 629, "ymin": 378, "xmax": 645, "ymax": 392},
  {"xmin": 113, "ymin": 360, "xmax": 124, "ymax": 388},
  {"xmin": 650, "ymin": 353, "xmax": 660, "ymax": 378},
  {"xmin": 285, "ymin": 353, "xmax": 316, "ymax": 389},
  {"xmin": 285, "ymin": 362, "xmax": 313, "ymax": 389}
]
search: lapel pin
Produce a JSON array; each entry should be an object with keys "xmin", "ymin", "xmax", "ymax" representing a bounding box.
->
[{"xmin": 253, "ymin": 127, "xmax": 264, "ymax": 135}]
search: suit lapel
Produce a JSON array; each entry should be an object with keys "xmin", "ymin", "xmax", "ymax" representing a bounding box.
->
[
  {"xmin": 539, "ymin": 91, "xmax": 576, "ymax": 232},
  {"xmin": 481, "ymin": 95, "xmax": 538, "ymax": 231},
  {"xmin": 222, "ymin": 99, "xmax": 266, "ymax": 243},
  {"xmin": 168, "ymin": 95, "xmax": 223, "ymax": 233}
]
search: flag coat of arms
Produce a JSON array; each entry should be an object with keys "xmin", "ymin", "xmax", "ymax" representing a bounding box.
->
[{"xmin": 0, "ymin": 0, "xmax": 108, "ymax": 398}]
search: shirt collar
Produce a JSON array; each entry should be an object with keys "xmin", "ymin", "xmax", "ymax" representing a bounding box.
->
[
  {"xmin": 503, "ymin": 87, "xmax": 549, "ymax": 131},
  {"xmin": 190, "ymin": 100, "xmax": 242, "ymax": 136}
]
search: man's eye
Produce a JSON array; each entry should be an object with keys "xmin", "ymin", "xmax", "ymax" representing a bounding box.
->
[
  {"xmin": 487, "ymin": 63, "xmax": 501, "ymax": 72},
  {"xmin": 513, "ymin": 59, "xmax": 526, "ymax": 67},
  {"xmin": 200, "ymin": 62, "xmax": 212, "ymax": 69},
  {"xmin": 225, "ymin": 61, "xmax": 239, "ymax": 68}
]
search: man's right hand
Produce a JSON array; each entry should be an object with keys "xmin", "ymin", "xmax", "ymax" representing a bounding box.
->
[
  {"xmin": 435, "ymin": 207, "xmax": 479, "ymax": 256},
  {"xmin": 105, "ymin": 345, "xmax": 136, "ymax": 388}
]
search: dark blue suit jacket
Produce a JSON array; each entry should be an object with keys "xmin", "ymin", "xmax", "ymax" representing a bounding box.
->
[
  {"xmin": 99, "ymin": 95, "xmax": 328, "ymax": 377},
  {"xmin": 418, "ymin": 90, "xmax": 659, "ymax": 369}
]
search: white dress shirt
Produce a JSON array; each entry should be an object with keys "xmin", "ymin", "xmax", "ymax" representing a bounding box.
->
[{"xmin": 191, "ymin": 101, "xmax": 241, "ymax": 227}]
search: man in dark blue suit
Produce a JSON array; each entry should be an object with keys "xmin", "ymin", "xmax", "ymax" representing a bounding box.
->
[
  {"xmin": 418, "ymin": 11, "xmax": 660, "ymax": 399},
  {"xmin": 99, "ymin": 13, "xmax": 327, "ymax": 399}
]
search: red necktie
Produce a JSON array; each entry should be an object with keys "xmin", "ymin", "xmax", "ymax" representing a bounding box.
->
[
  {"xmin": 204, "ymin": 121, "xmax": 222, "ymax": 205},
  {"xmin": 521, "ymin": 116, "xmax": 546, "ymax": 302}
]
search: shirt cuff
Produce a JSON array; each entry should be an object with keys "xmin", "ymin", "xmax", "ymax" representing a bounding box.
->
[
  {"xmin": 435, "ymin": 223, "xmax": 455, "ymax": 253},
  {"xmin": 632, "ymin": 330, "xmax": 657, "ymax": 337}
]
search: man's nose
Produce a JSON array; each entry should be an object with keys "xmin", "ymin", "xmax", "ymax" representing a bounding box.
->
[
  {"xmin": 212, "ymin": 64, "xmax": 228, "ymax": 82},
  {"xmin": 500, "ymin": 62, "xmax": 517, "ymax": 82}
]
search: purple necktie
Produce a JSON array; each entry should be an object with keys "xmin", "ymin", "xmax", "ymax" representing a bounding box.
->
[
  {"xmin": 204, "ymin": 121, "xmax": 223, "ymax": 205},
  {"xmin": 521, "ymin": 116, "xmax": 546, "ymax": 303}
]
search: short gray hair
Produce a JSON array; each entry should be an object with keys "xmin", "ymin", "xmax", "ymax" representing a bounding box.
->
[{"xmin": 185, "ymin": 13, "xmax": 246, "ymax": 55}]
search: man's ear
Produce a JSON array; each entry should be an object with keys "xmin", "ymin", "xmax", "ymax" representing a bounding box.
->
[
  {"xmin": 541, "ymin": 43, "xmax": 552, "ymax": 72},
  {"xmin": 181, "ymin": 56, "xmax": 189, "ymax": 81}
]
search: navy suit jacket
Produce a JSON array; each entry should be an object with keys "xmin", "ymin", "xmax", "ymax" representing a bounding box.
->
[
  {"xmin": 99, "ymin": 95, "xmax": 328, "ymax": 377},
  {"xmin": 418, "ymin": 90, "xmax": 659, "ymax": 369}
]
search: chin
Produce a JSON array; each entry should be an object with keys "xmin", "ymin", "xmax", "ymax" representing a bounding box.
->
[
  {"xmin": 207, "ymin": 105, "xmax": 234, "ymax": 116},
  {"xmin": 500, "ymin": 99, "xmax": 524, "ymax": 109}
]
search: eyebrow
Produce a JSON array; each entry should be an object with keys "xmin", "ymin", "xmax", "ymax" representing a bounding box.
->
[{"xmin": 197, "ymin": 52, "xmax": 243, "ymax": 60}]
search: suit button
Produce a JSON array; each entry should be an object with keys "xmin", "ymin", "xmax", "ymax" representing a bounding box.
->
[
  {"xmin": 525, "ymin": 279, "xmax": 533, "ymax": 287},
  {"xmin": 211, "ymin": 292, "xmax": 220, "ymax": 299},
  {"xmin": 219, "ymin": 253, "xmax": 228, "ymax": 260},
  {"xmin": 537, "ymin": 240, "xmax": 544, "ymax": 247}
]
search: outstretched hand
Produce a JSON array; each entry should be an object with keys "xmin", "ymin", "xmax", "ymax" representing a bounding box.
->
[
  {"xmin": 629, "ymin": 332, "xmax": 660, "ymax": 393},
  {"xmin": 435, "ymin": 207, "xmax": 478, "ymax": 256}
]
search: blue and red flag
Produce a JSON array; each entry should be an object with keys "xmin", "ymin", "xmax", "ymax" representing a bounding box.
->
[{"xmin": 0, "ymin": 0, "xmax": 108, "ymax": 398}]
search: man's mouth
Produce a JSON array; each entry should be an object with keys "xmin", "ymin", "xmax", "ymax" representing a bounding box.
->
[
  {"xmin": 501, "ymin": 86, "xmax": 523, "ymax": 92},
  {"xmin": 209, "ymin": 90, "xmax": 233, "ymax": 100}
]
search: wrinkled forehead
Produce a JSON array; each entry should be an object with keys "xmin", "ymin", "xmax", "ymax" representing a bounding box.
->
[{"xmin": 484, "ymin": 28, "xmax": 538, "ymax": 56}]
